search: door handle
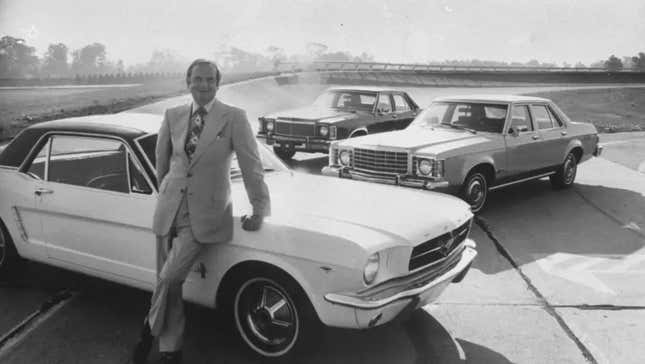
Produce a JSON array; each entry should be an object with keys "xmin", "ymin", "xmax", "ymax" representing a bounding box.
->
[
  {"xmin": 561, "ymin": 131, "xmax": 568, "ymax": 136},
  {"xmin": 35, "ymin": 188, "xmax": 54, "ymax": 196},
  {"xmin": 392, "ymin": 114, "xmax": 398, "ymax": 119},
  {"xmin": 532, "ymin": 135, "xmax": 541, "ymax": 140}
]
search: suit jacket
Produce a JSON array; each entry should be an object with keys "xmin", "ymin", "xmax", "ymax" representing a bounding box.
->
[{"xmin": 152, "ymin": 98, "xmax": 271, "ymax": 243}]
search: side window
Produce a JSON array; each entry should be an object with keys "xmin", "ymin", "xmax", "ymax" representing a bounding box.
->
[
  {"xmin": 48, "ymin": 135, "xmax": 129, "ymax": 193},
  {"xmin": 510, "ymin": 105, "xmax": 534, "ymax": 132},
  {"xmin": 531, "ymin": 105, "xmax": 554, "ymax": 130},
  {"xmin": 451, "ymin": 104, "xmax": 472, "ymax": 123},
  {"xmin": 547, "ymin": 106, "xmax": 563, "ymax": 127},
  {"xmin": 376, "ymin": 93, "xmax": 392, "ymax": 113},
  {"xmin": 26, "ymin": 138, "xmax": 50, "ymax": 179},
  {"xmin": 393, "ymin": 94, "xmax": 411, "ymax": 112},
  {"xmin": 128, "ymin": 153, "xmax": 152, "ymax": 194}
]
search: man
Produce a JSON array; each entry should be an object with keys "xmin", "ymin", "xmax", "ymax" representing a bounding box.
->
[{"xmin": 132, "ymin": 59, "xmax": 271, "ymax": 364}]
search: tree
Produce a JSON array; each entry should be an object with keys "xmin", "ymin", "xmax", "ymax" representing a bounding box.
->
[
  {"xmin": 146, "ymin": 49, "xmax": 185, "ymax": 73},
  {"xmin": 42, "ymin": 43, "xmax": 69, "ymax": 77},
  {"xmin": 306, "ymin": 42, "xmax": 328, "ymax": 59},
  {"xmin": 604, "ymin": 55, "xmax": 623, "ymax": 71},
  {"xmin": 631, "ymin": 52, "xmax": 645, "ymax": 71},
  {"xmin": 574, "ymin": 62, "xmax": 586, "ymax": 68},
  {"xmin": 71, "ymin": 43, "xmax": 107, "ymax": 75},
  {"xmin": 266, "ymin": 45, "xmax": 287, "ymax": 69},
  {"xmin": 0, "ymin": 35, "xmax": 40, "ymax": 78}
]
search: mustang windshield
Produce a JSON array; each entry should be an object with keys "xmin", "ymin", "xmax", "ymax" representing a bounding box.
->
[
  {"xmin": 409, "ymin": 102, "xmax": 508, "ymax": 133},
  {"xmin": 136, "ymin": 134, "xmax": 289, "ymax": 179},
  {"xmin": 312, "ymin": 91, "xmax": 377, "ymax": 112}
]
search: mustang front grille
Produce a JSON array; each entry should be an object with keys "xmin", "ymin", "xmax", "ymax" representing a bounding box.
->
[
  {"xmin": 408, "ymin": 220, "xmax": 471, "ymax": 271},
  {"xmin": 275, "ymin": 120, "xmax": 316, "ymax": 137},
  {"xmin": 352, "ymin": 148, "xmax": 408, "ymax": 174}
]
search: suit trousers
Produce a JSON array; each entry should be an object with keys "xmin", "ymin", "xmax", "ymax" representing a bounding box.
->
[{"xmin": 147, "ymin": 194, "xmax": 203, "ymax": 352}]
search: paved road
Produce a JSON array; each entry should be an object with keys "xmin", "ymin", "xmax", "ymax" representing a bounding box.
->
[{"xmin": 1, "ymin": 81, "xmax": 644, "ymax": 363}]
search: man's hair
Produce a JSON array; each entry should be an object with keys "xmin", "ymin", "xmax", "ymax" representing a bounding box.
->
[{"xmin": 186, "ymin": 59, "xmax": 221, "ymax": 87}]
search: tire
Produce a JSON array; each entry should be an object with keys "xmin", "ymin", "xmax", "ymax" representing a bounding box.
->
[
  {"xmin": 460, "ymin": 171, "xmax": 489, "ymax": 213},
  {"xmin": 227, "ymin": 268, "xmax": 321, "ymax": 360},
  {"xmin": 273, "ymin": 146, "xmax": 296, "ymax": 160},
  {"xmin": 550, "ymin": 152, "xmax": 577, "ymax": 189},
  {"xmin": 0, "ymin": 221, "xmax": 20, "ymax": 278}
]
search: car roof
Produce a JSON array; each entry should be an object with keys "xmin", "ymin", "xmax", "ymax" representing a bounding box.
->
[
  {"xmin": 0, "ymin": 113, "xmax": 162, "ymax": 168},
  {"xmin": 325, "ymin": 86, "xmax": 405, "ymax": 93},
  {"xmin": 432, "ymin": 94, "xmax": 551, "ymax": 103}
]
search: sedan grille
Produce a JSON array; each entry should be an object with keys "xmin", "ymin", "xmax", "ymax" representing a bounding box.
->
[
  {"xmin": 275, "ymin": 120, "xmax": 316, "ymax": 137},
  {"xmin": 408, "ymin": 220, "xmax": 471, "ymax": 271},
  {"xmin": 353, "ymin": 148, "xmax": 408, "ymax": 174}
]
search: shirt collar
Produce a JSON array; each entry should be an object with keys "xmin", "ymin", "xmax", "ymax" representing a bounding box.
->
[{"xmin": 191, "ymin": 97, "xmax": 216, "ymax": 115}]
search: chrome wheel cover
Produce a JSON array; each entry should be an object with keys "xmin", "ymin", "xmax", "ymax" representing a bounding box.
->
[
  {"xmin": 466, "ymin": 175, "xmax": 487, "ymax": 211},
  {"xmin": 234, "ymin": 277, "xmax": 299, "ymax": 357},
  {"xmin": 563, "ymin": 155, "xmax": 577, "ymax": 185}
]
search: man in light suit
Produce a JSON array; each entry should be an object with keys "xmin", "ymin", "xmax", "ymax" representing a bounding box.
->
[{"xmin": 132, "ymin": 59, "xmax": 270, "ymax": 364}]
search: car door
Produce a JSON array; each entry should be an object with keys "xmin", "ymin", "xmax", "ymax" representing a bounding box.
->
[
  {"xmin": 391, "ymin": 93, "xmax": 417, "ymax": 129},
  {"xmin": 503, "ymin": 104, "xmax": 547, "ymax": 179},
  {"xmin": 34, "ymin": 134, "xmax": 157, "ymax": 286},
  {"xmin": 367, "ymin": 92, "xmax": 397, "ymax": 133},
  {"xmin": 531, "ymin": 103, "xmax": 570, "ymax": 169}
]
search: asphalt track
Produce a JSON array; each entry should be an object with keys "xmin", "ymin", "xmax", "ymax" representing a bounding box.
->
[{"xmin": 1, "ymin": 79, "xmax": 644, "ymax": 363}]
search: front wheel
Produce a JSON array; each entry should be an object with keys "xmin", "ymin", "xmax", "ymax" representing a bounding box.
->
[
  {"xmin": 0, "ymin": 222, "xmax": 21, "ymax": 278},
  {"xmin": 550, "ymin": 152, "xmax": 577, "ymax": 189},
  {"xmin": 273, "ymin": 146, "xmax": 296, "ymax": 160},
  {"xmin": 460, "ymin": 172, "xmax": 489, "ymax": 213},
  {"xmin": 230, "ymin": 270, "xmax": 320, "ymax": 359}
]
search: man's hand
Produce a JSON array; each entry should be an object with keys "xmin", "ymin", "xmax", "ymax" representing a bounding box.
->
[{"xmin": 241, "ymin": 214, "xmax": 263, "ymax": 231}]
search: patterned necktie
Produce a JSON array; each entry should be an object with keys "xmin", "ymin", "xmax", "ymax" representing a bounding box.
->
[{"xmin": 185, "ymin": 106, "xmax": 207, "ymax": 158}]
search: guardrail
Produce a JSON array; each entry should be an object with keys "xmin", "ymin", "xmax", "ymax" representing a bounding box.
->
[{"xmin": 275, "ymin": 61, "xmax": 642, "ymax": 74}]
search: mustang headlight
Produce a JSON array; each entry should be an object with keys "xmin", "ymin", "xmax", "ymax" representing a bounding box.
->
[
  {"xmin": 266, "ymin": 119, "xmax": 275, "ymax": 132},
  {"xmin": 416, "ymin": 157, "xmax": 445, "ymax": 178},
  {"xmin": 363, "ymin": 252, "xmax": 380, "ymax": 284},
  {"xmin": 319, "ymin": 125, "xmax": 329, "ymax": 137},
  {"xmin": 339, "ymin": 150, "xmax": 351, "ymax": 166}
]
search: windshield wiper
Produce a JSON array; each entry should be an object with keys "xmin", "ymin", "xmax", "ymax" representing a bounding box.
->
[{"xmin": 441, "ymin": 123, "xmax": 477, "ymax": 134}]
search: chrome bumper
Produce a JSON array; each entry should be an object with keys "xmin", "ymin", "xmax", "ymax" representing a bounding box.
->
[
  {"xmin": 594, "ymin": 144, "xmax": 603, "ymax": 157},
  {"xmin": 259, "ymin": 134, "xmax": 331, "ymax": 153},
  {"xmin": 322, "ymin": 165, "xmax": 450, "ymax": 190},
  {"xmin": 325, "ymin": 240, "xmax": 477, "ymax": 310}
]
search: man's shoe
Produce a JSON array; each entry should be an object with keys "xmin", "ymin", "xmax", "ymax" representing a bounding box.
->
[
  {"xmin": 132, "ymin": 320, "xmax": 153, "ymax": 364},
  {"xmin": 157, "ymin": 351, "xmax": 182, "ymax": 364}
]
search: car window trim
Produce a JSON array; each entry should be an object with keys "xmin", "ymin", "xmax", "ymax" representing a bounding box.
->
[
  {"xmin": 507, "ymin": 103, "xmax": 534, "ymax": 134},
  {"xmin": 133, "ymin": 133, "xmax": 158, "ymax": 191},
  {"xmin": 530, "ymin": 104, "xmax": 558, "ymax": 131},
  {"xmin": 392, "ymin": 93, "xmax": 411, "ymax": 113},
  {"xmin": 20, "ymin": 131, "xmax": 156, "ymax": 195}
]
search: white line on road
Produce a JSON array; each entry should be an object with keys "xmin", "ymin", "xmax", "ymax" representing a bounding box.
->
[{"xmin": 0, "ymin": 291, "xmax": 77, "ymax": 360}]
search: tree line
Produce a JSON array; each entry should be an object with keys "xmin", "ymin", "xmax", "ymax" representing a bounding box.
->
[{"xmin": 1, "ymin": 34, "xmax": 644, "ymax": 80}]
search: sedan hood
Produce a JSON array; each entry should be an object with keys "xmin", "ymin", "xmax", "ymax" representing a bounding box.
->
[
  {"xmin": 233, "ymin": 172, "xmax": 472, "ymax": 254},
  {"xmin": 264, "ymin": 106, "xmax": 358, "ymax": 122},
  {"xmin": 340, "ymin": 127, "xmax": 488, "ymax": 152}
]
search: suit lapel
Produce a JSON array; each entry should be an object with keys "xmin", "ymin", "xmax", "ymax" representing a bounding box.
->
[
  {"xmin": 173, "ymin": 105, "xmax": 191, "ymax": 162},
  {"xmin": 189, "ymin": 99, "xmax": 229, "ymax": 167}
]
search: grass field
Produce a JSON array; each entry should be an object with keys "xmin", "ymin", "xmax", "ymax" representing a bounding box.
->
[{"xmin": 527, "ymin": 87, "xmax": 645, "ymax": 133}]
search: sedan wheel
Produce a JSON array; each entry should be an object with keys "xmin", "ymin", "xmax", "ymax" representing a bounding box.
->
[
  {"xmin": 273, "ymin": 146, "xmax": 296, "ymax": 160},
  {"xmin": 461, "ymin": 172, "xmax": 488, "ymax": 213},
  {"xmin": 234, "ymin": 276, "xmax": 308, "ymax": 358},
  {"xmin": 550, "ymin": 152, "xmax": 577, "ymax": 189}
]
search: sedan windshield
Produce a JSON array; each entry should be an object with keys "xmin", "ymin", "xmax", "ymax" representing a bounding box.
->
[
  {"xmin": 312, "ymin": 91, "xmax": 377, "ymax": 112},
  {"xmin": 409, "ymin": 102, "xmax": 508, "ymax": 133},
  {"xmin": 136, "ymin": 134, "xmax": 289, "ymax": 179}
]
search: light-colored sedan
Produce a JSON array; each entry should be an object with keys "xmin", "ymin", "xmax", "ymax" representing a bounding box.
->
[
  {"xmin": 0, "ymin": 113, "xmax": 476, "ymax": 359},
  {"xmin": 324, "ymin": 95, "xmax": 602, "ymax": 212}
]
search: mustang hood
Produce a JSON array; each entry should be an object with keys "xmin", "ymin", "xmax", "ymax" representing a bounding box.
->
[
  {"xmin": 341, "ymin": 127, "xmax": 490, "ymax": 152},
  {"xmin": 233, "ymin": 173, "xmax": 471, "ymax": 254},
  {"xmin": 264, "ymin": 106, "xmax": 358, "ymax": 122}
]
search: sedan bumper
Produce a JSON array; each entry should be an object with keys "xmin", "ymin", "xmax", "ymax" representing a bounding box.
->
[
  {"xmin": 322, "ymin": 165, "xmax": 452, "ymax": 191},
  {"xmin": 594, "ymin": 144, "xmax": 603, "ymax": 157},
  {"xmin": 258, "ymin": 134, "xmax": 331, "ymax": 153},
  {"xmin": 324, "ymin": 239, "xmax": 477, "ymax": 329}
]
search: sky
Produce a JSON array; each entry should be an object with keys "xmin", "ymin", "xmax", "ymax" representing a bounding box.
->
[{"xmin": 1, "ymin": 0, "xmax": 644, "ymax": 66}]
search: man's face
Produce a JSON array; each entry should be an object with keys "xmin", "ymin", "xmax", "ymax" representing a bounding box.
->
[{"xmin": 187, "ymin": 63, "xmax": 218, "ymax": 106}]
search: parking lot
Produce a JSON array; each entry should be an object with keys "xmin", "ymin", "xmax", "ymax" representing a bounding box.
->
[{"xmin": 1, "ymin": 82, "xmax": 644, "ymax": 363}]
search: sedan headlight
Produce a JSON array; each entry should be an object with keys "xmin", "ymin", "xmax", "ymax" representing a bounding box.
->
[
  {"xmin": 363, "ymin": 252, "xmax": 380, "ymax": 284},
  {"xmin": 418, "ymin": 159, "xmax": 433, "ymax": 176},
  {"xmin": 266, "ymin": 119, "xmax": 275, "ymax": 132},
  {"xmin": 319, "ymin": 125, "xmax": 329, "ymax": 137},
  {"xmin": 339, "ymin": 150, "xmax": 351, "ymax": 166}
]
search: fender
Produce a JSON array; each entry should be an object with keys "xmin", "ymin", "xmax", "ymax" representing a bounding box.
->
[
  {"xmin": 563, "ymin": 138, "xmax": 584, "ymax": 161},
  {"xmin": 452, "ymin": 155, "xmax": 497, "ymax": 185},
  {"xmin": 349, "ymin": 127, "xmax": 368, "ymax": 138}
]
